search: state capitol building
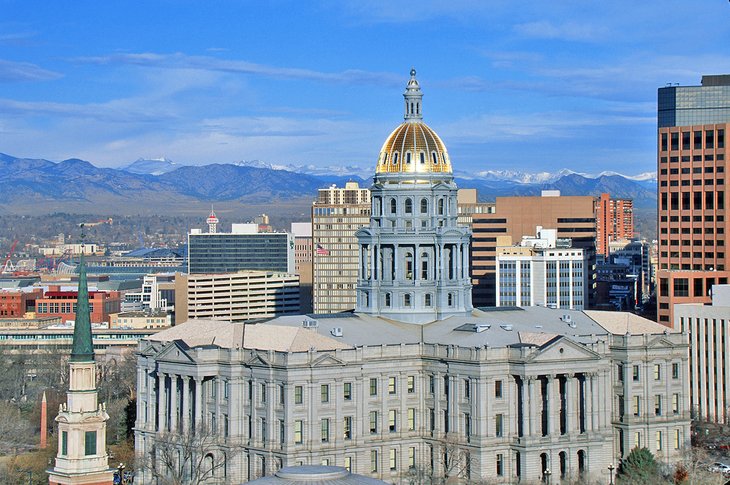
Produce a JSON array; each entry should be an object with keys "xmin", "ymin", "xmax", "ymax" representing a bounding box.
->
[{"xmin": 135, "ymin": 71, "xmax": 691, "ymax": 484}]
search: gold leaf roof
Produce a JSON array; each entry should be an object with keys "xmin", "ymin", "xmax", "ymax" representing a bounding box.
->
[{"xmin": 375, "ymin": 121, "xmax": 452, "ymax": 174}]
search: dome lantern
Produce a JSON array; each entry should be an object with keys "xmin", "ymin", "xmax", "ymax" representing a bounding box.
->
[{"xmin": 403, "ymin": 68, "xmax": 423, "ymax": 121}]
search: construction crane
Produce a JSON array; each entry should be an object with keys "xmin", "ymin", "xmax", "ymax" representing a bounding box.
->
[{"xmin": 1, "ymin": 240, "xmax": 18, "ymax": 274}]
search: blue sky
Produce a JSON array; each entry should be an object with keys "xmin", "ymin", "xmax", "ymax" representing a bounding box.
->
[{"xmin": 1, "ymin": 1, "xmax": 729, "ymax": 175}]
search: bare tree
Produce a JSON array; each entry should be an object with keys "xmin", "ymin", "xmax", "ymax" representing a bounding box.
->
[{"xmin": 142, "ymin": 424, "xmax": 237, "ymax": 485}]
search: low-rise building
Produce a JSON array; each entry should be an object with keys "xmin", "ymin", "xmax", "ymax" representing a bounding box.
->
[
  {"xmin": 175, "ymin": 271, "xmax": 300, "ymax": 323},
  {"xmin": 0, "ymin": 287, "xmax": 43, "ymax": 317},
  {"xmin": 675, "ymin": 284, "xmax": 730, "ymax": 422},
  {"xmin": 110, "ymin": 311, "xmax": 171, "ymax": 330},
  {"xmin": 36, "ymin": 285, "xmax": 121, "ymax": 324}
]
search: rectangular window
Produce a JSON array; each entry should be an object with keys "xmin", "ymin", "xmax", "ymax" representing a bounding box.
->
[
  {"xmin": 672, "ymin": 394, "xmax": 679, "ymax": 414},
  {"xmin": 674, "ymin": 429, "xmax": 681, "ymax": 449},
  {"xmin": 344, "ymin": 382, "xmax": 352, "ymax": 401},
  {"xmin": 495, "ymin": 413, "xmax": 503, "ymax": 437},
  {"xmin": 344, "ymin": 416, "xmax": 353, "ymax": 439},
  {"xmin": 429, "ymin": 375, "xmax": 435, "ymax": 394},
  {"xmin": 369, "ymin": 411, "xmax": 378, "ymax": 434},
  {"xmin": 61, "ymin": 431, "xmax": 68, "ymax": 456},
  {"xmin": 321, "ymin": 384, "xmax": 329, "ymax": 403},
  {"xmin": 279, "ymin": 384, "xmax": 285, "ymax": 405},
  {"xmin": 388, "ymin": 377, "xmax": 397, "ymax": 395},
  {"xmin": 407, "ymin": 375, "xmax": 415, "ymax": 393},
  {"xmin": 633, "ymin": 396, "xmax": 640, "ymax": 416},
  {"xmin": 321, "ymin": 418, "xmax": 330, "ymax": 442},
  {"xmin": 261, "ymin": 383, "xmax": 266, "ymax": 403},
  {"xmin": 408, "ymin": 408, "xmax": 416, "ymax": 431},
  {"xmin": 409, "ymin": 447, "xmax": 416, "ymax": 469},
  {"xmin": 464, "ymin": 413, "xmax": 471, "ymax": 438},
  {"xmin": 294, "ymin": 420, "xmax": 303, "ymax": 444},
  {"xmin": 672, "ymin": 363, "xmax": 679, "ymax": 379},
  {"xmin": 389, "ymin": 410, "xmax": 397, "ymax": 432},
  {"xmin": 295, "ymin": 385, "xmax": 303, "ymax": 404},
  {"xmin": 655, "ymin": 395, "xmax": 662, "ymax": 416},
  {"xmin": 654, "ymin": 364, "xmax": 661, "ymax": 380},
  {"xmin": 344, "ymin": 456, "xmax": 352, "ymax": 472},
  {"xmin": 224, "ymin": 414, "xmax": 229, "ymax": 437},
  {"xmin": 84, "ymin": 430, "xmax": 97, "ymax": 456},
  {"xmin": 496, "ymin": 453, "xmax": 504, "ymax": 476},
  {"xmin": 389, "ymin": 449, "xmax": 397, "ymax": 470},
  {"xmin": 370, "ymin": 378, "xmax": 378, "ymax": 396},
  {"xmin": 371, "ymin": 450, "xmax": 378, "ymax": 473},
  {"xmin": 633, "ymin": 365, "xmax": 640, "ymax": 381},
  {"xmin": 656, "ymin": 431, "xmax": 663, "ymax": 451},
  {"xmin": 635, "ymin": 431, "xmax": 642, "ymax": 448},
  {"xmin": 495, "ymin": 379, "xmax": 503, "ymax": 398},
  {"xmin": 464, "ymin": 379, "xmax": 471, "ymax": 400}
]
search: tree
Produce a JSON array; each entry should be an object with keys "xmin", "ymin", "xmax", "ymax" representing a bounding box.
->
[
  {"xmin": 616, "ymin": 447, "xmax": 666, "ymax": 484},
  {"xmin": 141, "ymin": 424, "xmax": 236, "ymax": 485}
]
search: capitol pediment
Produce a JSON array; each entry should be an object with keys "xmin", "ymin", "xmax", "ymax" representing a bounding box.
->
[
  {"xmin": 155, "ymin": 340, "xmax": 196, "ymax": 365},
  {"xmin": 525, "ymin": 336, "xmax": 601, "ymax": 364},
  {"xmin": 310, "ymin": 353, "xmax": 346, "ymax": 367},
  {"xmin": 645, "ymin": 336, "xmax": 678, "ymax": 350}
]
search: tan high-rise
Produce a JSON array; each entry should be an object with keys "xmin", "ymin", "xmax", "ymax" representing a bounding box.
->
[
  {"xmin": 656, "ymin": 74, "xmax": 730, "ymax": 326},
  {"xmin": 595, "ymin": 193, "xmax": 634, "ymax": 257},
  {"xmin": 471, "ymin": 191, "xmax": 597, "ymax": 307}
]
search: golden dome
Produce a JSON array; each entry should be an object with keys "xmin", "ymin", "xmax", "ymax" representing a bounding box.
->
[
  {"xmin": 375, "ymin": 69, "xmax": 452, "ymax": 175},
  {"xmin": 375, "ymin": 121, "xmax": 453, "ymax": 174}
]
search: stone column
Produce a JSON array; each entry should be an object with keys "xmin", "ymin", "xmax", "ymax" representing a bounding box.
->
[
  {"xmin": 528, "ymin": 377, "xmax": 537, "ymax": 437},
  {"xmin": 215, "ymin": 378, "xmax": 223, "ymax": 434},
  {"xmin": 588, "ymin": 373, "xmax": 596, "ymax": 432},
  {"xmin": 519, "ymin": 377, "xmax": 527, "ymax": 437},
  {"xmin": 194, "ymin": 377, "xmax": 203, "ymax": 432},
  {"xmin": 547, "ymin": 375, "xmax": 556, "ymax": 436},
  {"xmin": 157, "ymin": 371, "xmax": 167, "ymax": 431},
  {"xmin": 565, "ymin": 373, "xmax": 575, "ymax": 435},
  {"xmin": 182, "ymin": 376, "xmax": 190, "ymax": 433},
  {"xmin": 146, "ymin": 370, "xmax": 154, "ymax": 430},
  {"xmin": 169, "ymin": 374, "xmax": 179, "ymax": 432}
]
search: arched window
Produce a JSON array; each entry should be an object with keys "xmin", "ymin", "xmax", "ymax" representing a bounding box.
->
[
  {"xmin": 404, "ymin": 294, "xmax": 411, "ymax": 307},
  {"xmin": 421, "ymin": 252, "xmax": 429, "ymax": 279},
  {"xmin": 447, "ymin": 293, "xmax": 453, "ymax": 306},
  {"xmin": 420, "ymin": 198, "xmax": 428, "ymax": 213},
  {"xmin": 390, "ymin": 198, "xmax": 397, "ymax": 214},
  {"xmin": 393, "ymin": 152, "xmax": 399, "ymax": 164},
  {"xmin": 577, "ymin": 450, "xmax": 586, "ymax": 474},
  {"xmin": 442, "ymin": 153, "xmax": 447, "ymax": 163},
  {"xmin": 405, "ymin": 198, "xmax": 413, "ymax": 214},
  {"xmin": 406, "ymin": 152, "xmax": 411, "ymax": 164},
  {"xmin": 384, "ymin": 153, "xmax": 389, "ymax": 164},
  {"xmin": 425, "ymin": 293, "xmax": 432, "ymax": 307},
  {"xmin": 559, "ymin": 451, "xmax": 567, "ymax": 479},
  {"xmin": 363, "ymin": 291, "xmax": 369, "ymax": 307},
  {"xmin": 405, "ymin": 252, "xmax": 414, "ymax": 280},
  {"xmin": 410, "ymin": 102, "xmax": 414, "ymax": 114},
  {"xmin": 540, "ymin": 453, "xmax": 549, "ymax": 482},
  {"xmin": 420, "ymin": 152, "xmax": 425, "ymax": 164},
  {"xmin": 205, "ymin": 453, "xmax": 215, "ymax": 476},
  {"xmin": 385, "ymin": 293, "xmax": 391, "ymax": 307},
  {"xmin": 438, "ymin": 199, "xmax": 444, "ymax": 215},
  {"xmin": 432, "ymin": 152, "xmax": 438, "ymax": 164}
]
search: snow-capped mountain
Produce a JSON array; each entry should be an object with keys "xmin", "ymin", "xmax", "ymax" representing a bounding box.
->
[{"xmin": 122, "ymin": 157, "xmax": 180, "ymax": 175}]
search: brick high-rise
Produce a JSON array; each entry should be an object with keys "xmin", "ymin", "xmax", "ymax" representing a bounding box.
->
[
  {"xmin": 657, "ymin": 74, "xmax": 730, "ymax": 325},
  {"xmin": 595, "ymin": 193, "xmax": 634, "ymax": 258}
]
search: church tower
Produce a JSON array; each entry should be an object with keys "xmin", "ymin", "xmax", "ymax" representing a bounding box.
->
[
  {"xmin": 49, "ymin": 233, "xmax": 114, "ymax": 485},
  {"xmin": 355, "ymin": 69, "xmax": 473, "ymax": 323}
]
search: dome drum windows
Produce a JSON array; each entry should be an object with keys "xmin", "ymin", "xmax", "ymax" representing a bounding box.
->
[
  {"xmin": 420, "ymin": 152, "xmax": 426, "ymax": 164},
  {"xmin": 393, "ymin": 152, "xmax": 399, "ymax": 165},
  {"xmin": 404, "ymin": 198, "xmax": 413, "ymax": 214},
  {"xmin": 406, "ymin": 152, "xmax": 411, "ymax": 164},
  {"xmin": 432, "ymin": 152, "xmax": 438, "ymax": 164},
  {"xmin": 390, "ymin": 198, "xmax": 397, "ymax": 214},
  {"xmin": 420, "ymin": 198, "xmax": 428, "ymax": 214}
]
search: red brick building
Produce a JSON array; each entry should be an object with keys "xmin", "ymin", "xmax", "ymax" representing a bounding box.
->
[
  {"xmin": 595, "ymin": 193, "xmax": 634, "ymax": 257},
  {"xmin": 0, "ymin": 288, "xmax": 44, "ymax": 317},
  {"xmin": 36, "ymin": 286, "xmax": 121, "ymax": 324}
]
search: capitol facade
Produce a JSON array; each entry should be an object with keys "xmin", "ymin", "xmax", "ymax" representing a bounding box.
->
[{"xmin": 135, "ymin": 71, "xmax": 691, "ymax": 484}]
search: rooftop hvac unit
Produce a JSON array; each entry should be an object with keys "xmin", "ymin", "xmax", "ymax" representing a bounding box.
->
[
  {"xmin": 302, "ymin": 319, "xmax": 318, "ymax": 329},
  {"xmin": 561, "ymin": 314, "xmax": 572, "ymax": 323},
  {"xmin": 330, "ymin": 327, "xmax": 343, "ymax": 337}
]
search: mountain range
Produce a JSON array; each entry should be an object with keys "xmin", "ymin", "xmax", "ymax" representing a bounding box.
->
[{"xmin": 0, "ymin": 153, "xmax": 657, "ymax": 214}]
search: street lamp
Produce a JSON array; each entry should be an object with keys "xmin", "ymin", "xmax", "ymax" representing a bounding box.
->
[
  {"xmin": 608, "ymin": 463, "xmax": 615, "ymax": 485},
  {"xmin": 116, "ymin": 462, "xmax": 126, "ymax": 485},
  {"xmin": 544, "ymin": 468, "xmax": 551, "ymax": 484}
]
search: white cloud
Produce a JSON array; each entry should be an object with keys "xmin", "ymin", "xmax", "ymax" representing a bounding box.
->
[
  {"xmin": 0, "ymin": 59, "xmax": 62, "ymax": 82},
  {"xmin": 513, "ymin": 20, "xmax": 609, "ymax": 42}
]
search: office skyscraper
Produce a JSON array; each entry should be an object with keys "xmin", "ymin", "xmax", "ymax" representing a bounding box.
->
[{"xmin": 657, "ymin": 74, "xmax": 730, "ymax": 325}]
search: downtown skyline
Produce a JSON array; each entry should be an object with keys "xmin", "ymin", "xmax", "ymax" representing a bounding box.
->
[{"xmin": 1, "ymin": 0, "xmax": 729, "ymax": 176}]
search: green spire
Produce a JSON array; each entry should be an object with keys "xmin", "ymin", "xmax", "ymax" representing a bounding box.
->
[{"xmin": 70, "ymin": 228, "xmax": 94, "ymax": 362}]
